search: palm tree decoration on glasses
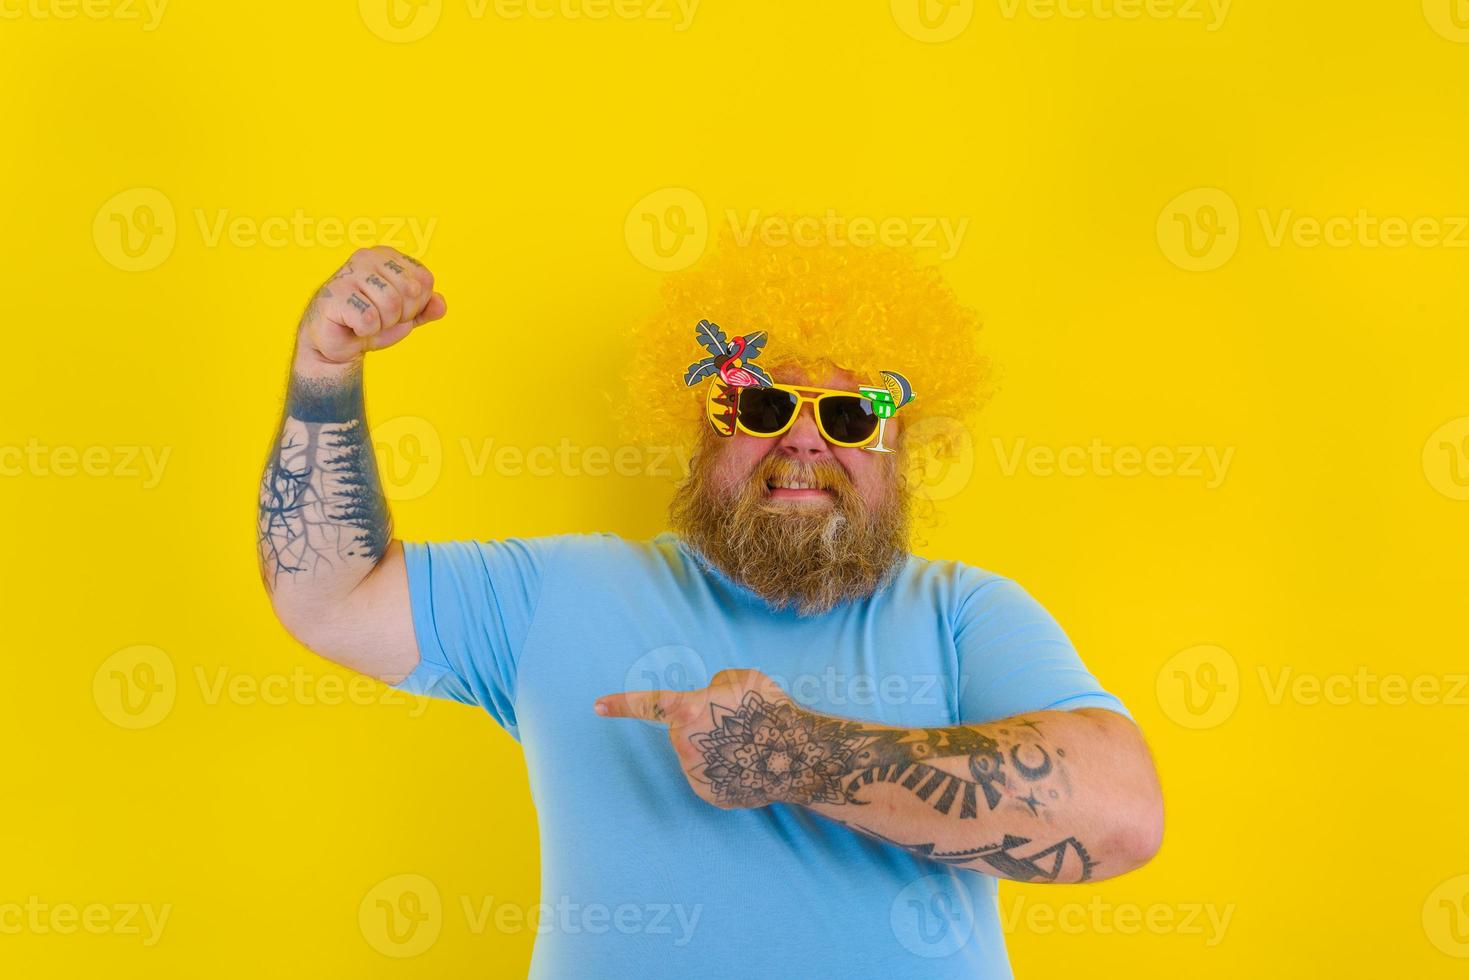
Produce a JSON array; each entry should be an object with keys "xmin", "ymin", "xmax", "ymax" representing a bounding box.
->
[{"xmin": 683, "ymin": 319, "xmax": 773, "ymax": 438}]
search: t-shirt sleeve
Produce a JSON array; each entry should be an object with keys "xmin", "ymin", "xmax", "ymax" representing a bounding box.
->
[
  {"xmin": 952, "ymin": 573, "xmax": 1132, "ymax": 724},
  {"xmin": 390, "ymin": 536, "xmax": 565, "ymax": 741}
]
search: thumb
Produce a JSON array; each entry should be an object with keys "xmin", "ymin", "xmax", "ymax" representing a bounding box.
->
[{"xmin": 595, "ymin": 689, "xmax": 683, "ymax": 722}]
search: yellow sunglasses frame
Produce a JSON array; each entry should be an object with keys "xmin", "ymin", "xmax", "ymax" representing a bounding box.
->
[{"xmin": 706, "ymin": 379, "xmax": 881, "ymax": 448}]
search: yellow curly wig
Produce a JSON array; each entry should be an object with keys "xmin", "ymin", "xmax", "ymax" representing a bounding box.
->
[{"xmin": 617, "ymin": 217, "xmax": 995, "ymax": 463}]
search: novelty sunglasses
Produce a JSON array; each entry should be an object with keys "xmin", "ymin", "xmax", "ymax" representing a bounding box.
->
[{"xmin": 713, "ymin": 381, "xmax": 883, "ymax": 447}]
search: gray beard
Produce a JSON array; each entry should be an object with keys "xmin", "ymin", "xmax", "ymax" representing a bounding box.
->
[{"xmin": 669, "ymin": 439, "xmax": 912, "ymax": 615}]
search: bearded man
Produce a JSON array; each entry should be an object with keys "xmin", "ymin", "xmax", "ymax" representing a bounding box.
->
[{"xmin": 258, "ymin": 236, "xmax": 1163, "ymax": 979}]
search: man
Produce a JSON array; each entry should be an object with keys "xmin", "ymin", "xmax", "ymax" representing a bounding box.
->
[{"xmin": 258, "ymin": 243, "xmax": 1163, "ymax": 979}]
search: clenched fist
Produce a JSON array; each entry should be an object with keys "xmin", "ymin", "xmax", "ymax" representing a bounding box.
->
[{"xmin": 297, "ymin": 246, "xmax": 447, "ymax": 369}]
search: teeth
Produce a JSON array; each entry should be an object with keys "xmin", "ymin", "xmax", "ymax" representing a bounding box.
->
[{"xmin": 770, "ymin": 479, "xmax": 821, "ymax": 491}]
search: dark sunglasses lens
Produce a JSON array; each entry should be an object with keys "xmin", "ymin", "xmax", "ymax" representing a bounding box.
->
[
  {"xmin": 820, "ymin": 396, "xmax": 879, "ymax": 443},
  {"xmin": 738, "ymin": 387, "xmax": 799, "ymax": 434}
]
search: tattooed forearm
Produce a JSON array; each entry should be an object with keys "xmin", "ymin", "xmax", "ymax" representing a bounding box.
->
[
  {"xmin": 833, "ymin": 819, "xmax": 1096, "ymax": 882},
  {"xmin": 257, "ymin": 364, "xmax": 391, "ymax": 592},
  {"xmin": 687, "ymin": 692, "xmax": 1094, "ymax": 881},
  {"xmin": 689, "ymin": 692, "xmax": 1068, "ymax": 816}
]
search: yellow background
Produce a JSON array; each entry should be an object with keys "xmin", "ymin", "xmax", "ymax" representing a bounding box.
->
[{"xmin": 4, "ymin": 0, "xmax": 1468, "ymax": 975}]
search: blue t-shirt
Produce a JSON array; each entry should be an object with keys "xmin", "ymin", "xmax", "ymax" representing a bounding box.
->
[{"xmin": 394, "ymin": 531, "xmax": 1128, "ymax": 979}]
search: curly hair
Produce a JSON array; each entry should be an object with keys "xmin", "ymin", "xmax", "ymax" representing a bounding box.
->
[{"xmin": 617, "ymin": 216, "xmax": 995, "ymax": 463}]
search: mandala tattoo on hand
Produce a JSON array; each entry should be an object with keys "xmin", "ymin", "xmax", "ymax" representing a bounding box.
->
[{"xmin": 690, "ymin": 692, "xmax": 869, "ymax": 807}]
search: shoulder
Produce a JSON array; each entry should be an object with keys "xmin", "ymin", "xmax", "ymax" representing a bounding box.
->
[{"xmin": 896, "ymin": 552, "xmax": 1013, "ymax": 609}]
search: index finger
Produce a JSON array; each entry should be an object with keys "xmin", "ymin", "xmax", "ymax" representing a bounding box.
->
[{"xmin": 595, "ymin": 689, "xmax": 682, "ymax": 722}]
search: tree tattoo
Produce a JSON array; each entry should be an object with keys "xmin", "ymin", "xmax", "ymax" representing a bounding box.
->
[{"xmin": 257, "ymin": 365, "xmax": 390, "ymax": 591}]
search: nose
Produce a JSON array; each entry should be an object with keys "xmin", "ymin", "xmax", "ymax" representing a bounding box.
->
[{"xmin": 774, "ymin": 400, "xmax": 833, "ymax": 459}]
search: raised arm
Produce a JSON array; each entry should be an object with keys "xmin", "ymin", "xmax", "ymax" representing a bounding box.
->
[
  {"xmin": 596, "ymin": 669, "xmax": 1163, "ymax": 883},
  {"xmin": 257, "ymin": 246, "xmax": 446, "ymax": 682}
]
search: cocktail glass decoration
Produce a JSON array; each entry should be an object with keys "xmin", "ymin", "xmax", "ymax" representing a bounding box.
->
[{"xmin": 859, "ymin": 370, "xmax": 915, "ymax": 454}]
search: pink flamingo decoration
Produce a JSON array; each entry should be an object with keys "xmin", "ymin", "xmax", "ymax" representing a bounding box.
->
[{"xmin": 716, "ymin": 336, "xmax": 762, "ymax": 388}]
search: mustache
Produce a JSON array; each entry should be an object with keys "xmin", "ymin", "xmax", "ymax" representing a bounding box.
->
[{"xmin": 752, "ymin": 454, "xmax": 852, "ymax": 494}]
